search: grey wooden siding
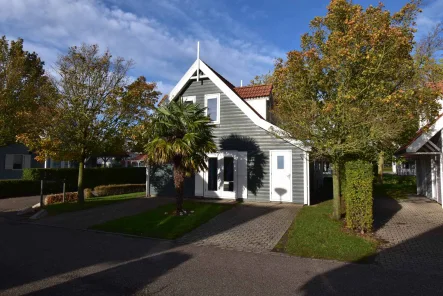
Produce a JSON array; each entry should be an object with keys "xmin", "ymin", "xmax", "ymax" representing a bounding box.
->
[
  {"xmin": 0, "ymin": 143, "xmax": 43, "ymax": 179},
  {"xmin": 149, "ymin": 164, "xmax": 195, "ymax": 197},
  {"xmin": 181, "ymin": 79, "xmax": 305, "ymax": 203}
]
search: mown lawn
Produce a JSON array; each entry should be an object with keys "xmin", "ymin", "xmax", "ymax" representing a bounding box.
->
[
  {"xmin": 45, "ymin": 192, "xmax": 145, "ymax": 216},
  {"xmin": 277, "ymin": 200, "xmax": 377, "ymax": 262},
  {"xmin": 90, "ymin": 201, "xmax": 234, "ymax": 239},
  {"xmin": 374, "ymin": 174, "xmax": 416, "ymax": 200}
]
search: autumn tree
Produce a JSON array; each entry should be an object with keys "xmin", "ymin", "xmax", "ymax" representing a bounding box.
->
[
  {"xmin": 19, "ymin": 44, "xmax": 159, "ymax": 203},
  {"xmin": 273, "ymin": 0, "xmax": 439, "ymax": 219},
  {"xmin": 0, "ymin": 36, "xmax": 55, "ymax": 146}
]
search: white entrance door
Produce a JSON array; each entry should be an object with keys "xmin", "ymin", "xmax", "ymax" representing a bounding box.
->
[
  {"xmin": 202, "ymin": 151, "xmax": 247, "ymax": 199},
  {"xmin": 270, "ymin": 150, "xmax": 292, "ymax": 202}
]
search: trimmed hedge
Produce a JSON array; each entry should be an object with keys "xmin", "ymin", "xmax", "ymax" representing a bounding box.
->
[
  {"xmin": 344, "ymin": 160, "xmax": 374, "ymax": 232},
  {"xmin": 45, "ymin": 192, "xmax": 79, "ymax": 205},
  {"xmin": 0, "ymin": 179, "xmax": 62, "ymax": 199},
  {"xmin": 94, "ymin": 184, "xmax": 145, "ymax": 197},
  {"xmin": 22, "ymin": 167, "xmax": 146, "ymax": 191}
]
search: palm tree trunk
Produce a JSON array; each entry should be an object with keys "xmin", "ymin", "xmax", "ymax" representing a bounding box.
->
[{"xmin": 173, "ymin": 163, "xmax": 185, "ymax": 214}]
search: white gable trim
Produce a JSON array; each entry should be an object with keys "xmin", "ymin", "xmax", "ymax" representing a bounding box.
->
[
  {"xmin": 168, "ymin": 59, "xmax": 310, "ymax": 152},
  {"xmin": 407, "ymin": 116, "xmax": 443, "ymax": 153}
]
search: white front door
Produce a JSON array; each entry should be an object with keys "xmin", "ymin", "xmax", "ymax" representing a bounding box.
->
[{"xmin": 270, "ymin": 150, "xmax": 292, "ymax": 202}]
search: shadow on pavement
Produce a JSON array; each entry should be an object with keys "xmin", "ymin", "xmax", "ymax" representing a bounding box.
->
[{"xmin": 299, "ymin": 222, "xmax": 443, "ymax": 295}]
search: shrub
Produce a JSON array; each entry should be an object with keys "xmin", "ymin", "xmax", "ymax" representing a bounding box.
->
[
  {"xmin": 84, "ymin": 188, "xmax": 93, "ymax": 199},
  {"xmin": 0, "ymin": 179, "xmax": 62, "ymax": 199},
  {"xmin": 344, "ymin": 160, "xmax": 373, "ymax": 232},
  {"xmin": 94, "ymin": 184, "xmax": 145, "ymax": 197},
  {"xmin": 22, "ymin": 167, "xmax": 146, "ymax": 191},
  {"xmin": 45, "ymin": 188, "xmax": 94, "ymax": 205},
  {"xmin": 45, "ymin": 192, "xmax": 78, "ymax": 205}
]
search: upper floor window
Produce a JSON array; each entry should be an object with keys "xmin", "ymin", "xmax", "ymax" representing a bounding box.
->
[
  {"xmin": 204, "ymin": 93, "xmax": 220, "ymax": 124},
  {"xmin": 182, "ymin": 96, "xmax": 196, "ymax": 105}
]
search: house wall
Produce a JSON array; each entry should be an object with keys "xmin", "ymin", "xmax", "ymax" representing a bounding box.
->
[
  {"xmin": 177, "ymin": 79, "xmax": 306, "ymax": 203},
  {"xmin": 245, "ymin": 98, "xmax": 268, "ymax": 120},
  {"xmin": 0, "ymin": 143, "xmax": 43, "ymax": 179}
]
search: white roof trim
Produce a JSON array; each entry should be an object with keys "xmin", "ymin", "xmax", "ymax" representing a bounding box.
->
[
  {"xmin": 407, "ymin": 115, "xmax": 443, "ymax": 153},
  {"xmin": 168, "ymin": 59, "xmax": 310, "ymax": 152},
  {"xmin": 245, "ymin": 96, "xmax": 269, "ymax": 101}
]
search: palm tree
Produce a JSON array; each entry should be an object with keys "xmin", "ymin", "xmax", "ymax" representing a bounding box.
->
[{"xmin": 145, "ymin": 100, "xmax": 217, "ymax": 214}]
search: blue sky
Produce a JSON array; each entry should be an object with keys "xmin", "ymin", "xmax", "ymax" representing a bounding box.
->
[{"xmin": 0, "ymin": 0, "xmax": 442, "ymax": 95}]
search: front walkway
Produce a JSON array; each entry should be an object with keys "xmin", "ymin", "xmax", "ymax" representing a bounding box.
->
[
  {"xmin": 374, "ymin": 196, "xmax": 443, "ymax": 274},
  {"xmin": 179, "ymin": 203, "xmax": 300, "ymax": 253},
  {"xmin": 33, "ymin": 197, "xmax": 174, "ymax": 229}
]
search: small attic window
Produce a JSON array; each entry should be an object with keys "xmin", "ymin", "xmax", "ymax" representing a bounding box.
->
[
  {"xmin": 182, "ymin": 96, "xmax": 196, "ymax": 104},
  {"xmin": 205, "ymin": 93, "xmax": 220, "ymax": 124}
]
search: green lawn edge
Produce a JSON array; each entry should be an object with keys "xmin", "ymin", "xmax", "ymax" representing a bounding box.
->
[
  {"xmin": 277, "ymin": 200, "xmax": 378, "ymax": 262},
  {"xmin": 90, "ymin": 201, "xmax": 235, "ymax": 240},
  {"xmin": 45, "ymin": 192, "xmax": 145, "ymax": 216}
]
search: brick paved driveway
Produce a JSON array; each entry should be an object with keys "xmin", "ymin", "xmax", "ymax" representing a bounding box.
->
[
  {"xmin": 374, "ymin": 196, "xmax": 443, "ymax": 274},
  {"xmin": 179, "ymin": 203, "xmax": 300, "ymax": 253}
]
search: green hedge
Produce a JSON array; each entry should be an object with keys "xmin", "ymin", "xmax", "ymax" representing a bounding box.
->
[
  {"xmin": 0, "ymin": 180, "xmax": 63, "ymax": 199},
  {"xmin": 344, "ymin": 160, "xmax": 374, "ymax": 232},
  {"xmin": 22, "ymin": 167, "xmax": 146, "ymax": 192},
  {"xmin": 94, "ymin": 184, "xmax": 145, "ymax": 197}
]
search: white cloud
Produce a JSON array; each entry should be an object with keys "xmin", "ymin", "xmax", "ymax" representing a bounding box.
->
[
  {"xmin": 416, "ymin": 0, "xmax": 443, "ymax": 38},
  {"xmin": 0, "ymin": 0, "xmax": 279, "ymax": 94}
]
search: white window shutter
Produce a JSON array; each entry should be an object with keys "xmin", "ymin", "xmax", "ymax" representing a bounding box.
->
[
  {"xmin": 5, "ymin": 154, "xmax": 13, "ymax": 170},
  {"xmin": 195, "ymin": 170, "xmax": 204, "ymax": 197},
  {"xmin": 23, "ymin": 155, "xmax": 31, "ymax": 169},
  {"xmin": 237, "ymin": 152, "xmax": 248, "ymax": 199}
]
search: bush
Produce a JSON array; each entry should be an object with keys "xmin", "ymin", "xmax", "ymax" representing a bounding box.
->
[
  {"xmin": 45, "ymin": 192, "xmax": 78, "ymax": 205},
  {"xmin": 84, "ymin": 188, "xmax": 93, "ymax": 199},
  {"xmin": 22, "ymin": 167, "xmax": 146, "ymax": 191},
  {"xmin": 45, "ymin": 188, "xmax": 94, "ymax": 205},
  {"xmin": 94, "ymin": 184, "xmax": 145, "ymax": 197},
  {"xmin": 0, "ymin": 179, "xmax": 62, "ymax": 199},
  {"xmin": 344, "ymin": 160, "xmax": 373, "ymax": 232}
]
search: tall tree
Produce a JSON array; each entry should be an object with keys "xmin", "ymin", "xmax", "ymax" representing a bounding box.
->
[
  {"xmin": 145, "ymin": 101, "xmax": 217, "ymax": 213},
  {"xmin": 0, "ymin": 36, "xmax": 55, "ymax": 146},
  {"xmin": 19, "ymin": 44, "xmax": 159, "ymax": 203},
  {"xmin": 272, "ymin": 0, "xmax": 439, "ymax": 219}
]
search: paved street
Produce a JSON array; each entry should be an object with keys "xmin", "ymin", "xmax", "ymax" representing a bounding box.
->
[
  {"xmin": 1, "ymin": 217, "xmax": 443, "ymax": 296},
  {"xmin": 374, "ymin": 196, "xmax": 443, "ymax": 274},
  {"xmin": 0, "ymin": 195, "xmax": 40, "ymax": 212}
]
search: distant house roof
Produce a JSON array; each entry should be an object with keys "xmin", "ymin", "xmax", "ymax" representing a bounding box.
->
[
  {"xmin": 127, "ymin": 154, "xmax": 146, "ymax": 161},
  {"xmin": 234, "ymin": 84, "xmax": 273, "ymax": 99},
  {"xmin": 395, "ymin": 113, "xmax": 443, "ymax": 155},
  {"xmin": 158, "ymin": 94, "xmax": 169, "ymax": 106}
]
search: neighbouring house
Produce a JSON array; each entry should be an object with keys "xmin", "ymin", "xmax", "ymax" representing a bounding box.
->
[
  {"xmin": 148, "ymin": 58, "xmax": 322, "ymax": 204},
  {"xmin": 395, "ymin": 113, "xmax": 443, "ymax": 206},
  {"xmin": 0, "ymin": 143, "xmax": 43, "ymax": 179},
  {"xmin": 125, "ymin": 154, "xmax": 147, "ymax": 167}
]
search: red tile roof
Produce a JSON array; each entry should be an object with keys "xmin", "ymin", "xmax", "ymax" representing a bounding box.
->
[
  {"xmin": 158, "ymin": 94, "xmax": 169, "ymax": 106},
  {"xmin": 234, "ymin": 84, "xmax": 273, "ymax": 99}
]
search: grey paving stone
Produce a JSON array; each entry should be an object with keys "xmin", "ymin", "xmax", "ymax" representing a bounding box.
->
[
  {"xmin": 374, "ymin": 196, "xmax": 443, "ymax": 275},
  {"xmin": 178, "ymin": 202, "xmax": 300, "ymax": 253}
]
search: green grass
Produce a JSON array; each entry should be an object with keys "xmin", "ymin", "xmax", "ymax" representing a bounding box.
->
[
  {"xmin": 374, "ymin": 175, "xmax": 416, "ymax": 200},
  {"xmin": 90, "ymin": 201, "xmax": 234, "ymax": 239},
  {"xmin": 45, "ymin": 192, "xmax": 145, "ymax": 216},
  {"xmin": 278, "ymin": 200, "xmax": 377, "ymax": 262}
]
